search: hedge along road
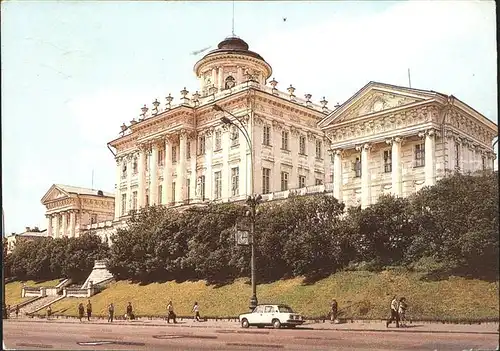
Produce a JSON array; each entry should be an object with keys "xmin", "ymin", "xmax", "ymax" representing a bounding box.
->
[{"xmin": 4, "ymin": 320, "xmax": 499, "ymax": 351}]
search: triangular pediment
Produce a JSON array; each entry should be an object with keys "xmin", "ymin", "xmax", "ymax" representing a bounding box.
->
[
  {"xmin": 41, "ymin": 184, "xmax": 70, "ymax": 204},
  {"xmin": 319, "ymin": 81, "xmax": 441, "ymax": 128}
]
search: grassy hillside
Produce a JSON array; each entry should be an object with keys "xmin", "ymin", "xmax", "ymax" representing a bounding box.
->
[
  {"xmin": 5, "ymin": 279, "xmax": 62, "ymax": 307},
  {"xmin": 36, "ymin": 271, "xmax": 499, "ymax": 321}
]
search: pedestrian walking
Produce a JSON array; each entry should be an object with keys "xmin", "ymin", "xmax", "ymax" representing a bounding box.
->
[
  {"xmin": 166, "ymin": 301, "xmax": 176, "ymax": 324},
  {"xmin": 108, "ymin": 303, "xmax": 114, "ymax": 323},
  {"xmin": 386, "ymin": 295, "xmax": 400, "ymax": 328},
  {"xmin": 398, "ymin": 297, "xmax": 408, "ymax": 327},
  {"xmin": 15, "ymin": 305, "xmax": 19, "ymax": 318},
  {"xmin": 78, "ymin": 303, "xmax": 85, "ymax": 322},
  {"xmin": 193, "ymin": 302, "xmax": 200, "ymax": 322},
  {"xmin": 46, "ymin": 305, "xmax": 52, "ymax": 320},
  {"xmin": 86, "ymin": 300, "xmax": 92, "ymax": 321},
  {"xmin": 126, "ymin": 302, "xmax": 134, "ymax": 320},
  {"xmin": 330, "ymin": 299, "xmax": 338, "ymax": 323}
]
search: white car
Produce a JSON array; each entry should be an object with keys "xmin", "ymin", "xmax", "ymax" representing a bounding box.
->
[{"xmin": 239, "ymin": 304, "xmax": 305, "ymax": 329}]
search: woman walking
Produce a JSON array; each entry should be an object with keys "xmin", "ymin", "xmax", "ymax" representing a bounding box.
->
[
  {"xmin": 78, "ymin": 303, "xmax": 85, "ymax": 322},
  {"xmin": 398, "ymin": 297, "xmax": 408, "ymax": 327},
  {"xmin": 193, "ymin": 302, "xmax": 200, "ymax": 322}
]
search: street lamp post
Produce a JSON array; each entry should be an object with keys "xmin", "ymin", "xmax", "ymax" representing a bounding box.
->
[{"xmin": 213, "ymin": 104, "xmax": 261, "ymax": 311}]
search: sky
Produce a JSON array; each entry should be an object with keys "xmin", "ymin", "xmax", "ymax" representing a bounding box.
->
[{"xmin": 1, "ymin": 0, "xmax": 497, "ymax": 235}]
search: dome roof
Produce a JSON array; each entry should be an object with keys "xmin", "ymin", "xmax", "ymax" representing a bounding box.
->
[{"xmin": 201, "ymin": 36, "xmax": 266, "ymax": 61}]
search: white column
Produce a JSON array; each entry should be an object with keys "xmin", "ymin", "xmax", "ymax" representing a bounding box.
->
[
  {"xmin": 390, "ymin": 137, "xmax": 403, "ymax": 197},
  {"xmin": 211, "ymin": 68, "xmax": 217, "ymax": 90},
  {"xmin": 424, "ymin": 130, "xmax": 436, "ymax": 186},
  {"xmin": 138, "ymin": 146, "xmax": 147, "ymax": 208},
  {"xmin": 204, "ymin": 130, "xmax": 213, "ymax": 200},
  {"xmin": 53, "ymin": 214, "xmax": 60, "ymax": 239},
  {"xmin": 218, "ymin": 67, "xmax": 224, "ymax": 91},
  {"xmin": 189, "ymin": 137, "xmax": 197, "ymax": 202},
  {"xmin": 61, "ymin": 212, "xmax": 68, "ymax": 237},
  {"xmin": 46, "ymin": 215, "xmax": 53, "ymax": 238},
  {"xmin": 162, "ymin": 137, "xmax": 172, "ymax": 205},
  {"xmin": 333, "ymin": 149, "xmax": 343, "ymax": 200},
  {"xmin": 150, "ymin": 142, "xmax": 159, "ymax": 206},
  {"xmin": 69, "ymin": 211, "xmax": 76, "ymax": 238},
  {"xmin": 359, "ymin": 143, "xmax": 372, "ymax": 209},
  {"xmin": 114, "ymin": 157, "xmax": 122, "ymax": 220},
  {"xmin": 239, "ymin": 126, "xmax": 248, "ymax": 196},
  {"xmin": 221, "ymin": 127, "xmax": 230, "ymax": 199},
  {"xmin": 177, "ymin": 131, "xmax": 187, "ymax": 203},
  {"xmin": 237, "ymin": 66, "xmax": 243, "ymax": 85},
  {"xmin": 126, "ymin": 155, "xmax": 133, "ymax": 212}
]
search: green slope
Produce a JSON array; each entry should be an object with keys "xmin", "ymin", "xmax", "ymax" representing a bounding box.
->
[{"xmin": 25, "ymin": 271, "xmax": 499, "ymax": 321}]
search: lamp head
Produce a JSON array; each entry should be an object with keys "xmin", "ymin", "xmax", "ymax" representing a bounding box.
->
[{"xmin": 220, "ymin": 116, "xmax": 231, "ymax": 125}]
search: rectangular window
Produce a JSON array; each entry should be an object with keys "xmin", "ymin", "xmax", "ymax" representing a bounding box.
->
[
  {"xmin": 330, "ymin": 173, "xmax": 334, "ymax": 183},
  {"xmin": 315, "ymin": 140, "xmax": 322, "ymax": 159},
  {"xmin": 186, "ymin": 178, "xmax": 190, "ymax": 203},
  {"xmin": 415, "ymin": 143, "xmax": 425, "ymax": 167},
  {"xmin": 299, "ymin": 175, "xmax": 306, "ymax": 188},
  {"xmin": 299, "ymin": 135, "xmax": 306, "ymax": 155},
  {"xmin": 262, "ymin": 168, "xmax": 271, "ymax": 194},
  {"xmin": 157, "ymin": 185, "xmax": 162, "ymax": 205},
  {"xmin": 200, "ymin": 175, "xmax": 206, "ymax": 200},
  {"xmin": 354, "ymin": 157, "xmax": 361, "ymax": 178},
  {"xmin": 231, "ymin": 167, "xmax": 239, "ymax": 196},
  {"xmin": 315, "ymin": 178, "xmax": 323, "ymax": 185},
  {"xmin": 90, "ymin": 214, "xmax": 98, "ymax": 224},
  {"xmin": 132, "ymin": 191, "xmax": 138, "ymax": 210},
  {"xmin": 186, "ymin": 142, "xmax": 191, "ymax": 159},
  {"xmin": 214, "ymin": 171, "xmax": 222, "ymax": 199},
  {"xmin": 263, "ymin": 125, "xmax": 271, "ymax": 146},
  {"xmin": 281, "ymin": 130, "xmax": 289, "ymax": 150},
  {"xmin": 281, "ymin": 171, "xmax": 289, "ymax": 191},
  {"xmin": 384, "ymin": 150, "xmax": 392, "ymax": 173},
  {"xmin": 171, "ymin": 182, "xmax": 176, "ymax": 203},
  {"xmin": 231, "ymin": 127, "xmax": 239, "ymax": 147},
  {"xmin": 158, "ymin": 148, "xmax": 165, "ymax": 166},
  {"xmin": 145, "ymin": 193, "xmax": 149, "ymax": 207},
  {"xmin": 172, "ymin": 145, "xmax": 177, "ymax": 164},
  {"xmin": 133, "ymin": 158, "xmax": 138, "ymax": 174},
  {"xmin": 482, "ymin": 156, "xmax": 486, "ymax": 170},
  {"xmin": 215, "ymin": 130, "xmax": 222, "ymax": 150},
  {"xmin": 198, "ymin": 135, "xmax": 206, "ymax": 155},
  {"xmin": 455, "ymin": 143, "xmax": 460, "ymax": 169}
]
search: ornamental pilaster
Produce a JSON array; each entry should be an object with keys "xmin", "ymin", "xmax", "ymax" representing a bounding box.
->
[{"xmin": 332, "ymin": 149, "xmax": 343, "ymax": 201}]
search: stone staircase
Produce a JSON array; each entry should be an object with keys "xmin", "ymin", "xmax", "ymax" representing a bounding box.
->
[
  {"xmin": 81, "ymin": 260, "xmax": 114, "ymax": 289},
  {"xmin": 19, "ymin": 295, "xmax": 62, "ymax": 316}
]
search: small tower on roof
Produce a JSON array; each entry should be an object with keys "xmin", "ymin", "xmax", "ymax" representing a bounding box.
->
[{"xmin": 193, "ymin": 36, "xmax": 273, "ymax": 96}]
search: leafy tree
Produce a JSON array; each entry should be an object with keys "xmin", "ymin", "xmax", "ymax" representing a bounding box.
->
[
  {"xmin": 409, "ymin": 171, "xmax": 499, "ymax": 279},
  {"xmin": 62, "ymin": 234, "xmax": 109, "ymax": 283},
  {"xmin": 347, "ymin": 195, "xmax": 416, "ymax": 267}
]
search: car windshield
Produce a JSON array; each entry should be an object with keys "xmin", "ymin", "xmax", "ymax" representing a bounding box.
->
[{"xmin": 278, "ymin": 305, "xmax": 294, "ymax": 313}]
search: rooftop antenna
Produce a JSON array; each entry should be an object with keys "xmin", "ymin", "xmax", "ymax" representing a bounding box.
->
[
  {"xmin": 232, "ymin": 0, "xmax": 235, "ymax": 36},
  {"xmin": 408, "ymin": 68, "xmax": 412, "ymax": 88}
]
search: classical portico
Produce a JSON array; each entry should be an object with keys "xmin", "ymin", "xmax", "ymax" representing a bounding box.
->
[
  {"xmin": 41, "ymin": 184, "xmax": 115, "ymax": 238},
  {"xmin": 320, "ymin": 82, "xmax": 497, "ymax": 208}
]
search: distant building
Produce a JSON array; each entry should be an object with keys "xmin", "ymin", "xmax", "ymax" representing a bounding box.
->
[
  {"xmin": 5, "ymin": 227, "xmax": 47, "ymax": 254},
  {"xmin": 40, "ymin": 184, "xmax": 114, "ymax": 239}
]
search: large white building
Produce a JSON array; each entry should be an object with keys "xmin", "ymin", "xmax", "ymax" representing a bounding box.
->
[
  {"xmin": 40, "ymin": 35, "xmax": 497, "ymax": 240},
  {"xmin": 108, "ymin": 35, "xmax": 497, "ymax": 219}
]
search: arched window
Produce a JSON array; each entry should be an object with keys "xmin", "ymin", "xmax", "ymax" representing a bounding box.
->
[{"xmin": 225, "ymin": 76, "xmax": 236, "ymax": 90}]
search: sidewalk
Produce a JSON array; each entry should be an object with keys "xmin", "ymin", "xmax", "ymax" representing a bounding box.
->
[{"xmin": 6, "ymin": 317, "xmax": 499, "ymax": 335}]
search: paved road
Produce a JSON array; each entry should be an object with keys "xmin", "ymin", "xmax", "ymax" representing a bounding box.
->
[{"xmin": 3, "ymin": 320, "xmax": 499, "ymax": 351}]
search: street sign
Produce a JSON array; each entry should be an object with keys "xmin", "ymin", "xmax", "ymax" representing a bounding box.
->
[{"xmin": 235, "ymin": 229, "xmax": 250, "ymax": 246}]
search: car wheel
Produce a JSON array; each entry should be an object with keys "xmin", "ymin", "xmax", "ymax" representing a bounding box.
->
[
  {"xmin": 272, "ymin": 319, "xmax": 281, "ymax": 329},
  {"xmin": 241, "ymin": 318, "xmax": 250, "ymax": 328}
]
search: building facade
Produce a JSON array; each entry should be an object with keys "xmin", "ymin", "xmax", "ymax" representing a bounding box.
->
[
  {"xmin": 41, "ymin": 184, "xmax": 115, "ymax": 238},
  {"xmin": 5, "ymin": 227, "xmax": 47, "ymax": 254},
  {"xmin": 107, "ymin": 36, "xmax": 497, "ymax": 219},
  {"xmin": 319, "ymin": 82, "xmax": 498, "ymax": 208}
]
